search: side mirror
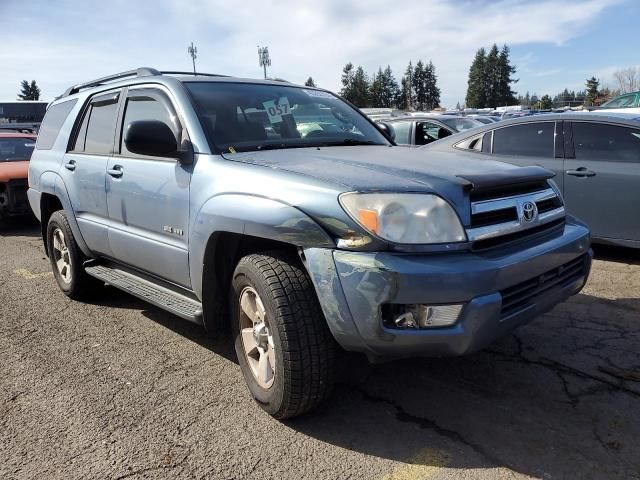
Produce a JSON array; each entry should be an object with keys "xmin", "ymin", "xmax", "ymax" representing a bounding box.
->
[
  {"xmin": 377, "ymin": 122, "xmax": 396, "ymax": 142},
  {"xmin": 124, "ymin": 120, "xmax": 179, "ymax": 159}
]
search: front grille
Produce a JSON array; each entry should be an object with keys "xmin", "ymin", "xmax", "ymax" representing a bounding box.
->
[
  {"xmin": 536, "ymin": 197, "xmax": 563, "ymax": 214},
  {"xmin": 470, "ymin": 206, "xmax": 517, "ymax": 228},
  {"xmin": 472, "ymin": 218, "xmax": 565, "ymax": 251},
  {"xmin": 500, "ymin": 254, "xmax": 587, "ymax": 319},
  {"xmin": 5, "ymin": 179, "xmax": 30, "ymax": 212},
  {"xmin": 467, "ymin": 182, "xmax": 565, "ymax": 250}
]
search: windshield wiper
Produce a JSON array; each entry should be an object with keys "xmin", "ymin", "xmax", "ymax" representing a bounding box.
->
[{"xmin": 322, "ymin": 139, "xmax": 381, "ymax": 146}]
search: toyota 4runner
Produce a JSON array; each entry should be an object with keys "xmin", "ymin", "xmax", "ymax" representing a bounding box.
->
[{"xmin": 29, "ymin": 68, "xmax": 592, "ymax": 418}]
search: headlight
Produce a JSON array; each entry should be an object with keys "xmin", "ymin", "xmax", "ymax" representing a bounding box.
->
[{"xmin": 339, "ymin": 193, "xmax": 466, "ymax": 244}]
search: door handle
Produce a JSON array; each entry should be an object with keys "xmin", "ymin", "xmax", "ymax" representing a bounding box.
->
[
  {"xmin": 566, "ymin": 167, "xmax": 596, "ymax": 178},
  {"xmin": 64, "ymin": 160, "xmax": 76, "ymax": 171},
  {"xmin": 107, "ymin": 165, "xmax": 124, "ymax": 178}
]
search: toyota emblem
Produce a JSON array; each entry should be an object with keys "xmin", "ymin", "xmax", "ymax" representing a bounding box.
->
[{"xmin": 522, "ymin": 201, "xmax": 537, "ymax": 223}]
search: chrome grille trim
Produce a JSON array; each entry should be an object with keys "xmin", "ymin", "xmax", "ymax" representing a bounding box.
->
[{"xmin": 467, "ymin": 188, "xmax": 565, "ymax": 242}]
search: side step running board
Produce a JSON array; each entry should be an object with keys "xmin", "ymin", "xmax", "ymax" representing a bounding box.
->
[{"xmin": 85, "ymin": 263, "xmax": 203, "ymax": 324}]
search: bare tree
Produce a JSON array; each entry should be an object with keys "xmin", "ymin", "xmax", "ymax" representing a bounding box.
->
[{"xmin": 613, "ymin": 67, "xmax": 639, "ymax": 94}]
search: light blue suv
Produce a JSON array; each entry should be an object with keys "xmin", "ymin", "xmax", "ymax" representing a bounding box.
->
[{"xmin": 28, "ymin": 68, "xmax": 592, "ymax": 418}]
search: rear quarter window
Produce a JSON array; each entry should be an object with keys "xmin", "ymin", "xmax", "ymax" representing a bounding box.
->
[{"xmin": 35, "ymin": 99, "xmax": 77, "ymax": 150}]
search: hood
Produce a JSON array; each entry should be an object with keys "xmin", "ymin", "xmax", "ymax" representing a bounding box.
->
[
  {"xmin": 0, "ymin": 161, "xmax": 29, "ymax": 182},
  {"xmin": 222, "ymin": 146, "xmax": 537, "ymax": 193}
]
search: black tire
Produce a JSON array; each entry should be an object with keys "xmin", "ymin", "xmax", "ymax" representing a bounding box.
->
[
  {"xmin": 46, "ymin": 210, "xmax": 101, "ymax": 299},
  {"xmin": 231, "ymin": 251, "xmax": 337, "ymax": 419}
]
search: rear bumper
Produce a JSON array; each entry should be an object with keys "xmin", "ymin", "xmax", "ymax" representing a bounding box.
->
[
  {"xmin": 304, "ymin": 221, "xmax": 591, "ymax": 359},
  {"xmin": 0, "ymin": 180, "xmax": 32, "ymax": 217}
]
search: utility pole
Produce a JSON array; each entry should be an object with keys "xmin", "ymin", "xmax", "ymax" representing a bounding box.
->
[
  {"xmin": 188, "ymin": 42, "xmax": 198, "ymax": 74},
  {"xmin": 257, "ymin": 46, "xmax": 271, "ymax": 79}
]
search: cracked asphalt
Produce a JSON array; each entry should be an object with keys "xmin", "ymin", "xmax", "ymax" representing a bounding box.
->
[{"xmin": 1, "ymin": 218, "xmax": 639, "ymax": 480}]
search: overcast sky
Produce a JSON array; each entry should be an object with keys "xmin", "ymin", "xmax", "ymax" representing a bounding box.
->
[{"xmin": 1, "ymin": 0, "xmax": 638, "ymax": 107}]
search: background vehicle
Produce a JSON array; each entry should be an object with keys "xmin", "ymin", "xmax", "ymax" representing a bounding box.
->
[
  {"xmin": 596, "ymin": 91, "xmax": 640, "ymax": 114},
  {"xmin": 425, "ymin": 113, "xmax": 640, "ymax": 248},
  {"xmin": 0, "ymin": 101, "xmax": 48, "ymax": 132},
  {"xmin": 29, "ymin": 68, "xmax": 591, "ymax": 419},
  {"xmin": 0, "ymin": 132, "xmax": 36, "ymax": 221},
  {"xmin": 382, "ymin": 115, "xmax": 482, "ymax": 146}
]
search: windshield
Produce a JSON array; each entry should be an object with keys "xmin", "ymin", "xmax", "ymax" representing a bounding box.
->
[
  {"xmin": 0, "ymin": 137, "xmax": 35, "ymax": 161},
  {"xmin": 441, "ymin": 117, "xmax": 482, "ymax": 132},
  {"xmin": 186, "ymin": 82, "xmax": 389, "ymax": 153}
]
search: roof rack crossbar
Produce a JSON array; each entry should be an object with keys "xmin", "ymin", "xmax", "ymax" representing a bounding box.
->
[
  {"xmin": 62, "ymin": 67, "xmax": 161, "ymax": 96},
  {"xmin": 159, "ymin": 71, "xmax": 229, "ymax": 78}
]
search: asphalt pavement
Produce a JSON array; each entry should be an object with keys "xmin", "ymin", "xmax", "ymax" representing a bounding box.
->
[{"xmin": 1, "ymin": 218, "xmax": 639, "ymax": 480}]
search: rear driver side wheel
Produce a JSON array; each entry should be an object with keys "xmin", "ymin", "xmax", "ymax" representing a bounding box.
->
[{"xmin": 231, "ymin": 251, "xmax": 337, "ymax": 419}]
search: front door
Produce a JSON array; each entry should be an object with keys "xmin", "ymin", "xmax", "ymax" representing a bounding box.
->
[
  {"xmin": 61, "ymin": 89, "xmax": 122, "ymax": 255},
  {"xmin": 106, "ymin": 87, "xmax": 192, "ymax": 287},
  {"xmin": 564, "ymin": 121, "xmax": 640, "ymax": 242}
]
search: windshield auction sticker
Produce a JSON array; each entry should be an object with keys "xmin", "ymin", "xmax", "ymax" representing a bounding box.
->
[{"xmin": 262, "ymin": 97, "xmax": 291, "ymax": 124}]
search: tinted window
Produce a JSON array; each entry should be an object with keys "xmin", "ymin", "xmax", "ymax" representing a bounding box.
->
[
  {"xmin": 0, "ymin": 137, "xmax": 36, "ymax": 161},
  {"xmin": 601, "ymin": 93, "xmax": 636, "ymax": 109},
  {"xmin": 35, "ymin": 99, "xmax": 77, "ymax": 150},
  {"xmin": 389, "ymin": 121, "xmax": 412, "ymax": 144},
  {"xmin": 83, "ymin": 98, "xmax": 120, "ymax": 155},
  {"xmin": 573, "ymin": 122, "xmax": 640, "ymax": 163},
  {"xmin": 186, "ymin": 82, "xmax": 387, "ymax": 153},
  {"xmin": 121, "ymin": 93, "xmax": 177, "ymax": 154},
  {"xmin": 441, "ymin": 117, "xmax": 482, "ymax": 132},
  {"xmin": 492, "ymin": 122, "xmax": 554, "ymax": 157}
]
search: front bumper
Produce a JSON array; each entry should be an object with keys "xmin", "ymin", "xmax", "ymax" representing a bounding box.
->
[
  {"xmin": 0, "ymin": 180, "xmax": 32, "ymax": 217},
  {"xmin": 304, "ymin": 221, "xmax": 591, "ymax": 359}
]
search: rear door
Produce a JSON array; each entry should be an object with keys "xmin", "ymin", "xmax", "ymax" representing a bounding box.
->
[
  {"xmin": 62, "ymin": 89, "xmax": 122, "ymax": 255},
  {"xmin": 564, "ymin": 121, "xmax": 640, "ymax": 242},
  {"xmin": 106, "ymin": 86, "xmax": 192, "ymax": 287}
]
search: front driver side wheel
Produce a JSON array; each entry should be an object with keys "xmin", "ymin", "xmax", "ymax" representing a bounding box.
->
[{"xmin": 231, "ymin": 251, "xmax": 337, "ymax": 419}]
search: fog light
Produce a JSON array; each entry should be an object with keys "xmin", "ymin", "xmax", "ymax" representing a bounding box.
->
[{"xmin": 391, "ymin": 304, "xmax": 463, "ymax": 329}]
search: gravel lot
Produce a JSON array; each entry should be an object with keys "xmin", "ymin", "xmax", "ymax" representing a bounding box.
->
[{"xmin": 1, "ymin": 219, "xmax": 639, "ymax": 480}]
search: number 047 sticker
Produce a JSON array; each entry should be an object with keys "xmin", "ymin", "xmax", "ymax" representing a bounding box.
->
[{"xmin": 262, "ymin": 97, "xmax": 291, "ymax": 124}]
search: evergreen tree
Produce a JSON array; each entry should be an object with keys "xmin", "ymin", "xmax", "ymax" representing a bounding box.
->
[
  {"xmin": 397, "ymin": 61, "xmax": 415, "ymax": 110},
  {"xmin": 412, "ymin": 60, "xmax": 427, "ymax": 110},
  {"xmin": 304, "ymin": 77, "xmax": 316, "ymax": 87},
  {"xmin": 424, "ymin": 61, "xmax": 441, "ymax": 110},
  {"xmin": 484, "ymin": 44, "xmax": 500, "ymax": 108},
  {"xmin": 585, "ymin": 77, "xmax": 600, "ymax": 106},
  {"xmin": 496, "ymin": 45, "xmax": 517, "ymax": 105},
  {"xmin": 379, "ymin": 65, "xmax": 399, "ymax": 108},
  {"xmin": 539, "ymin": 94, "xmax": 553, "ymax": 110},
  {"xmin": 465, "ymin": 48, "xmax": 487, "ymax": 108},
  {"xmin": 455, "ymin": 101, "xmax": 462, "ymax": 111},
  {"xmin": 340, "ymin": 62, "xmax": 355, "ymax": 101},
  {"xmin": 351, "ymin": 66, "xmax": 370, "ymax": 107},
  {"xmin": 18, "ymin": 80, "xmax": 41, "ymax": 100},
  {"xmin": 370, "ymin": 68, "xmax": 385, "ymax": 107}
]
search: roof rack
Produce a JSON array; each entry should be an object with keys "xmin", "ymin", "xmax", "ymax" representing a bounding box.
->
[
  {"xmin": 60, "ymin": 68, "xmax": 235, "ymax": 97},
  {"xmin": 160, "ymin": 71, "xmax": 229, "ymax": 78},
  {"xmin": 62, "ymin": 67, "xmax": 161, "ymax": 97}
]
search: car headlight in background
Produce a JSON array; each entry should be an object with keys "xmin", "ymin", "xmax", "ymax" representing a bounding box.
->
[{"xmin": 339, "ymin": 193, "xmax": 466, "ymax": 244}]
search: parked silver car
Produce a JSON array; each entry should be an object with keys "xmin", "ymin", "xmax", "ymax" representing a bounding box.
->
[
  {"xmin": 424, "ymin": 113, "xmax": 640, "ymax": 248},
  {"xmin": 382, "ymin": 115, "xmax": 483, "ymax": 146}
]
